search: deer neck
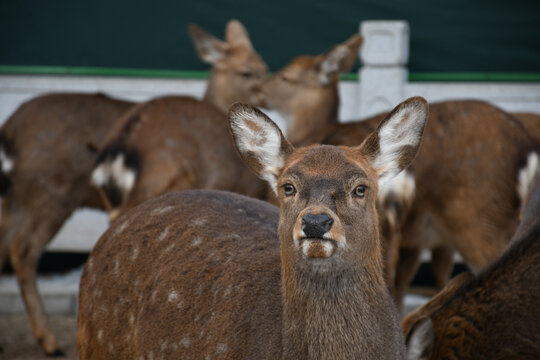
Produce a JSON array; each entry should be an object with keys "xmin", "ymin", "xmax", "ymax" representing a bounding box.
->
[
  {"xmin": 286, "ymin": 85, "xmax": 339, "ymax": 146},
  {"xmin": 203, "ymin": 69, "xmax": 229, "ymax": 113},
  {"xmin": 280, "ymin": 256, "xmax": 389, "ymax": 360}
]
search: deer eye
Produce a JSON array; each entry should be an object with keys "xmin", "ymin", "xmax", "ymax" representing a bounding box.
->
[
  {"xmin": 241, "ymin": 71, "xmax": 253, "ymax": 79},
  {"xmin": 353, "ymin": 185, "xmax": 367, "ymax": 198},
  {"xmin": 282, "ymin": 183, "xmax": 297, "ymax": 196}
]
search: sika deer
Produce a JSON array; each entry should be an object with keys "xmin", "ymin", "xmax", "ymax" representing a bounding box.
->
[
  {"xmin": 92, "ymin": 19, "xmax": 268, "ymax": 220},
  {"xmin": 0, "ymin": 93, "xmax": 134, "ymax": 355},
  {"xmin": 403, "ymin": 170, "xmax": 540, "ymax": 360},
  {"xmin": 261, "ymin": 36, "xmax": 539, "ymax": 307},
  {"xmin": 77, "ymin": 97, "xmax": 429, "ymax": 359},
  {"xmin": 0, "ymin": 18, "xmax": 266, "ymax": 356}
]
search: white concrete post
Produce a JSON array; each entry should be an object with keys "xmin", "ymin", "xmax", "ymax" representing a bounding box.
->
[{"xmin": 358, "ymin": 21, "xmax": 409, "ymax": 118}]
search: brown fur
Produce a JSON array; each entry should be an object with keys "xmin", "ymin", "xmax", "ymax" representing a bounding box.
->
[
  {"xmin": 513, "ymin": 112, "xmax": 540, "ymax": 143},
  {"xmin": 402, "ymin": 177, "xmax": 540, "ymax": 360},
  {"xmin": 0, "ymin": 93, "xmax": 134, "ymax": 355},
  {"xmin": 261, "ymin": 39, "xmax": 538, "ymax": 306},
  {"xmin": 78, "ymin": 98, "xmax": 427, "ymax": 359},
  {"xmin": 94, "ymin": 19, "xmax": 269, "ymax": 219},
  {"xmin": 99, "ymin": 96, "xmax": 267, "ymax": 215}
]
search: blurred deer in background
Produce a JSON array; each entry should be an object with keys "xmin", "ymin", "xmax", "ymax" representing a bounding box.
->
[
  {"xmin": 78, "ymin": 97, "xmax": 429, "ymax": 360},
  {"xmin": 0, "ymin": 93, "xmax": 134, "ymax": 355},
  {"xmin": 0, "ymin": 19, "xmax": 266, "ymax": 355},
  {"xmin": 403, "ymin": 169, "xmax": 540, "ymax": 360},
  {"xmin": 91, "ymin": 19, "xmax": 268, "ymax": 220},
  {"xmin": 261, "ymin": 34, "xmax": 539, "ymax": 308}
]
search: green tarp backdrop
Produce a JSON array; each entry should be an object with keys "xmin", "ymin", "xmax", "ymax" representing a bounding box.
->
[{"xmin": 1, "ymin": 0, "xmax": 539, "ymax": 75}]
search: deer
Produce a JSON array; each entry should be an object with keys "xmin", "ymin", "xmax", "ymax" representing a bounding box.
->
[
  {"xmin": 0, "ymin": 92, "xmax": 134, "ymax": 356},
  {"xmin": 402, "ymin": 169, "xmax": 540, "ymax": 360},
  {"xmin": 91, "ymin": 20, "xmax": 268, "ymax": 221},
  {"xmin": 261, "ymin": 34, "xmax": 540, "ymax": 308},
  {"xmin": 0, "ymin": 19, "xmax": 267, "ymax": 356},
  {"xmin": 77, "ymin": 97, "xmax": 429, "ymax": 359}
]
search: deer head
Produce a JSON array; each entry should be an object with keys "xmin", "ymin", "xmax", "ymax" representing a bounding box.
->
[
  {"xmin": 230, "ymin": 95, "xmax": 426, "ymax": 273},
  {"xmin": 189, "ymin": 19, "xmax": 268, "ymax": 112},
  {"xmin": 261, "ymin": 34, "xmax": 362, "ymax": 144}
]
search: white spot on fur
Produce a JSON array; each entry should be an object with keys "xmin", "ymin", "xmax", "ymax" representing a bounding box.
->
[
  {"xmin": 131, "ymin": 247, "xmax": 139, "ymax": 260},
  {"xmin": 216, "ymin": 343, "xmax": 228, "ymax": 355},
  {"xmin": 113, "ymin": 258, "xmax": 120, "ymax": 276},
  {"xmin": 168, "ymin": 289, "xmax": 179, "ymax": 303},
  {"xmin": 518, "ymin": 152, "xmax": 539, "ymax": 204},
  {"xmin": 114, "ymin": 221, "xmax": 129, "ymax": 236},
  {"xmin": 151, "ymin": 205, "xmax": 174, "ymax": 215},
  {"xmin": 193, "ymin": 218, "xmax": 207, "ymax": 226},
  {"xmin": 0, "ymin": 149, "xmax": 14, "ymax": 173},
  {"xmin": 158, "ymin": 227, "xmax": 170, "ymax": 242},
  {"xmin": 191, "ymin": 237, "xmax": 202, "ymax": 247},
  {"xmin": 164, "ymin": 243, "xmax": 175, "ymax": 253},
  {"xmin": 181, "ymin": 337, "xmax": 191, "ymax": 348},
  {"xmin": 160, "ymin": 341, "xmax": 167, "ymax": 351},
  {"xmin": 97, "ymin": 329, "xmax": 103, "ymax": 342},
  {"xmin": 129, "ymin": 313, "xmax": 135, "ymax": 325},
  {"xmin": 91, "ymin": 154, "xmax": 136, "ymax": 194},
  {"xmin": 229, "ymin": 107, "xmax": 284, "ymax": 193},
  {"xmin": 224, "ymin": 285, "xmax": 232, "ymax": 297}
]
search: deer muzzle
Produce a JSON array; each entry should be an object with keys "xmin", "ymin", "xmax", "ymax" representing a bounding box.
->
[{"xmin": 293, "ymin": 208, "xmax": 346, "ymax": 259}]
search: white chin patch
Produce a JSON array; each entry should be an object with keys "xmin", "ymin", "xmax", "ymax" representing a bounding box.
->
[
  {"xmin": 91, "ymin": 154, "xmax": 136, "ymax": 194},
  {"xmin": 301, "ymin": 239, "xmax": 336, "ymax": 259}
]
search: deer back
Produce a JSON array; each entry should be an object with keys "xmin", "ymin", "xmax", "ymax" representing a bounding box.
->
[
  {"xmin": 77, "ymin": 190, "xmax": 282, "ymax": 360},
  {"xmin": 0, "ymin": 93, "xmax": 133, "ymax": 206},
  {"xmin": 92, "ymin": 96, "xmax": 267, "ymax": 216}
]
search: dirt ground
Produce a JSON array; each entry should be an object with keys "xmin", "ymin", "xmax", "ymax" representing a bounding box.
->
[{"xmin": 0, "ymin": 315, "xmax": 77, "ymax": 360}]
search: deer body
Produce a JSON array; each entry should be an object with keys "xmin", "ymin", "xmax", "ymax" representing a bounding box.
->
[
  {"xmin": 403, "ymin": 172, "xmax": 540, "ymax": 360},
  {"xmin": 78, "ymin": 98, "xmax": 430, "ymax": 359},
  {"xmin": 261, "ymin": 38, "xmax": 539, "ymax": 304},
  {"xmin": 0, "ymin": 92, "xmax": 134, "ymax": 355},
  {"xmin": 93, "ymin": 96, "xmax": 267, "ymax": 215},
  {"xmin": 92, "ymin": 20, "xmax": 268, "ymax": 219},
  {"xmin": 1, "ymin": 19, "xmax": 267, "ymax": 355}
]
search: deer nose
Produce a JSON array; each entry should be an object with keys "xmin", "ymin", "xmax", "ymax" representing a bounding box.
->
[{"xmin": 302, "ymin": 214, "xmax": 334, "ymax": 238}]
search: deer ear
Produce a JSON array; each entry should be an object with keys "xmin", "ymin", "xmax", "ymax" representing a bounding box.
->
[
  {"xmin": 188, "ymin": 24, "xmax": 229, "ymax": 65},
  {"xmin": 228, "ymin": 103, "xmax": 294, "ymax": 194},
  {"xmin": 405, "ymin": 317, "xmax": 435, "ymax": 360},
  {"xmin": 358, "ymin": 97, "xmax": 428, "ymax": 191},
  {"xmin": 317, "ymin": 34, "xmax": 363, "ymax": 85},
  {"xmin": 225, "ymin": 19, "xmax": 253, "ymax": 49}
]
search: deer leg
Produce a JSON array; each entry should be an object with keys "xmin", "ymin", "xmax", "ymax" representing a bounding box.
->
[
  {"xmin": 431, "ymin": 245, "xmax": 455, "ymax": 290},
  {"xmin": 8, "ymin": 205, "xmax": 72, "ymax": 356},
  {"xmin": 393, "ymin": 246, "xmax": 422, "ymax": 313}
]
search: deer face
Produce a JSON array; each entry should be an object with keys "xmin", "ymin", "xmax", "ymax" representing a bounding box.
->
[
  {"xmin": 277, "ymin": 145, "xmax": 380, "ymax": 270},
  {"xmin": 262, "ymin": 34, "xmax": 362, "ymax": 121},
  {"xmin": 189, "ymin": 20, "xmax": 268, "ymax": 108},
  {"xmin": 229, "ymin": 97, "xmax": 428, "ymax": 272}
]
